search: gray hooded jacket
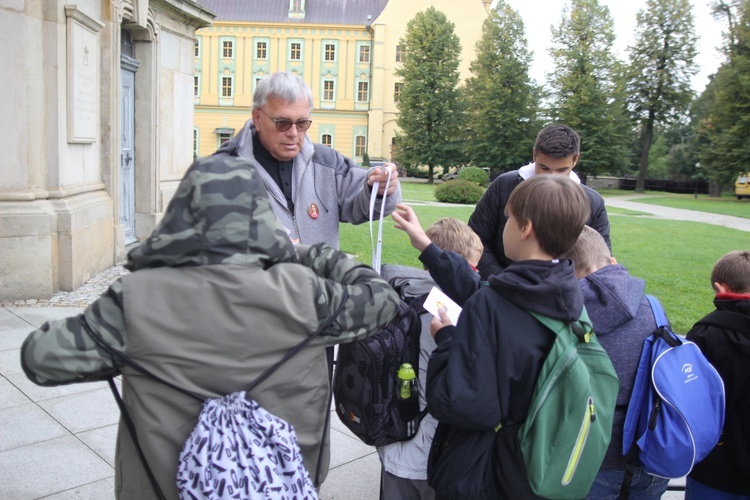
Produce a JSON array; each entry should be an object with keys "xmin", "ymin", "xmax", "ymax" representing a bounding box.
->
[
  {"xmin": 579, "ymin": 264, "xmax": 663, "ymax": 470},
  {"xmin": 21, "ymin": 157, "xmax": 400, "ymax": 499},
  {"xmin": 214, "ymin": 118, "xmax": 401, "ymax": 249}
]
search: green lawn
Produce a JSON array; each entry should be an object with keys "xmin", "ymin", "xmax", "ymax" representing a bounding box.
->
[
  {"xmin": 340, "ymin": 205, "xmax": 475, "ymax": 269},
  {"xmin": 399, "ymin": 180, "xmax": 441, "ymax": 202},
  {"xmin": 340, "ymin": 189, "xmax": 748, "ymax": 334},
  {"xmin": 620, "ymin": 194, "xmax": 750, "ymax": 219},
  {"xmin": 607, "ymin": 214, "xmax": 748, "ymax": 333},
  {"xmin": 603, "ymin": 206, "xmax": 651, "ymax": 216}
]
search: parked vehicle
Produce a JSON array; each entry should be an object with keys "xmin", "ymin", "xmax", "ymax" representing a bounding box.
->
[{"xmin": 736, "ymin": 172, "xmax": 749, "ymax": 199}]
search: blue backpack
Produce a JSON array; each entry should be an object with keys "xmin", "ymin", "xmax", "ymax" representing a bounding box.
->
[{"xmin": 620, "ymin": 295, "xmax": 725, "ymax": 497}]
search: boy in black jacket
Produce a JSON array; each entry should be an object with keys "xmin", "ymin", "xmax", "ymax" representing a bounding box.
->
[
  {"xmin": 685, "ymin": 250, "xmax": 750, "ymax": 499},
  {"xmin": 468, "ymin": 124, "xmax": 610, "ymax": 280},
  {"xmin": 393, "ymin": 175, "xmax": 591, "ymax": 498}
]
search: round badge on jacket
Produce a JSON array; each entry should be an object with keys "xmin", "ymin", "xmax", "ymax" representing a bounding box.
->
[{"xmin": 308, "ymin": 203, "xmax": 319, "ymax": 220}]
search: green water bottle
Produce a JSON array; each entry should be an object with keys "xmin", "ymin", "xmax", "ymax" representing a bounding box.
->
[{"xmin": 397, "ymin": 363, "xmax": 417, "ymax": 400}]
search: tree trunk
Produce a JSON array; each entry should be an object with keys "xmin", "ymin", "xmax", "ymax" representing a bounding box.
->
[
  {"xmin": 635, "ymin": 112, "xmax": 655, "ymax": 193},
  {"xmin": 427, "ymin": 164, "xmax": 434, "ymax": 185},
  {"xmin": 709, "ymin": 180, "xmax": 722, "ymax": 197}
]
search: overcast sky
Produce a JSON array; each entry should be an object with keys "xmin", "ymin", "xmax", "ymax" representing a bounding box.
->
[{"xmin": 492, "ymin": 0, "xmax": 725, "ymax": 93}]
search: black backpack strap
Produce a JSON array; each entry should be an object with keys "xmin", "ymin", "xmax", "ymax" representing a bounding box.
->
[
  {"xmin": 83, "ymin": 316, "xmax": 204, "ymax": 402},
  {"xmin": 618, "ymin": 445, "xmax": 639, "ymax": 500},
  {"xmin": 245, "ymin": 289, "xmax": 348, "ymax": 394},
  {"xmin": 407, "ymin": 292, "xmax": 429, "ymax": 315},
  {"xmin": 107, "ymin": 378, "xmax": 168, "ymax": 500}
]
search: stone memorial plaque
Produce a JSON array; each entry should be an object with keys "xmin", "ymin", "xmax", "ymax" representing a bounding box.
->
[{"xmin": 65, "ymin": 6, "xmax": 104, "ymax": 143}]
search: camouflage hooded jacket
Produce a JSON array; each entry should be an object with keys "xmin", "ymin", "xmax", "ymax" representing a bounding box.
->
[{"xmin": 21, "ymin": 156, "xmax": 399, "ymax": 500}]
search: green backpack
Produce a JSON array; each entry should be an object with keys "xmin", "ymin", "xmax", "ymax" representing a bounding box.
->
[{"xmin": 518, "ymin": 307, "xmax": 620, "ymax": 499}]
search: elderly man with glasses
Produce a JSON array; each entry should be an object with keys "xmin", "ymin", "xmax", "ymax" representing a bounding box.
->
[{"xmin": 214, "ymin": 71, "xmax": 401, "ymax": 251}]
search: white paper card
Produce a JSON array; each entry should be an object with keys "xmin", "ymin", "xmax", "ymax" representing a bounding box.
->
[{"xmin": 423, "ymin": 287, "xmax": 462, "ymax": 325}]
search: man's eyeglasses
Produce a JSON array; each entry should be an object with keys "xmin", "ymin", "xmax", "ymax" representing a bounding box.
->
[{"xmin": 257, "ymin": 108, "xmax": 312, "ymax": 132}]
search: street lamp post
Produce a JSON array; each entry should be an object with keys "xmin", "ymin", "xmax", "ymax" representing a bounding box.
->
[{"xmin": 694, "ymin": 162, "xmax": 701, "ymax": 199}]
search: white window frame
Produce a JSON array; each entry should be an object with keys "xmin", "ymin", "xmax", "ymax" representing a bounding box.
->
[
  {"xmin": 357, "ymin": 81, "xmax": 369, "ymax": 103},
  {"xmin": 355, "ymin": 135, "xmax": 366, "ymax": 157},
  {"xmin": 222, "ymin": 39, "xmax": 234, "ymax": 59},
  {"xmin": 256, "ymin": 40, "xmax": 268, "ymax": 60},
  {"xmin": 324, "ymin": 43, "xmax": 336, "ymax": 62},
  {"xmin": 221, "ymin": 76, "xmax": 233, "ymax": 97},
  {"xmin": 290, "ymin": 42, "xmax": 301, "ymax": 60},
  {"xmin": 323, "ymin": 80, "xmax": 335, "ymax": 101},
  {"xmin": 359, "ymin": 44, "xmax": 370, "ymax": 64}
]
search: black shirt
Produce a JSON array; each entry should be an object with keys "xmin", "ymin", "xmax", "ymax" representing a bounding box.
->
[{"xmin": 252, "ymin": 133, "xmax": 295, "ymax": 212}]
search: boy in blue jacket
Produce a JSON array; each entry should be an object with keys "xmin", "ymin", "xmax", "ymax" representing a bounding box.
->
[{"xmin": 393, "ymin": 175, "xmax": 591, "ymax": 498}]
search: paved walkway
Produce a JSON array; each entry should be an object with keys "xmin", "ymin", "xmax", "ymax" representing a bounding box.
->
[
  {"xmin": 3, "ymin": 193, "xmax": 738, "ymax": 498},
  {"xmin": 603, "ymin": 195, "xmax": 750, "ymax": 232}
]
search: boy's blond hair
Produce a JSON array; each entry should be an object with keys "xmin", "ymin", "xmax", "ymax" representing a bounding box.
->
[
  {"xmin": 711, "ymin": 250, "xmax": 750, "ymax": 293},
  {"xmin": 506, "ymin": 175, "xmax": 590, "ymax": 259},
  {"xmin": 425, "ymin": 218, "xmax": 482, "ymax": 263},
  {"xmin": 566, "ymin": 226, "xmax": 612, "ymax": 278}
]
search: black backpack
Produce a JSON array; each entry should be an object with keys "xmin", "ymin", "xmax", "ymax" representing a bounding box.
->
[{"xmin": 333, "ymin": 281, "xmax": 429, "ymax": 447}]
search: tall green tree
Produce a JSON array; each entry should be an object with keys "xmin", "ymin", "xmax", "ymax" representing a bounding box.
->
[
  {"xmin": 463, "ymin": 0, "xmax": 540, "ymax": 175},
  {"xmin": 696, "ymin": 1, "xmax": 750, "ymax": 193},
  {"xmin": 625, "ymin": 0, "xmax": 698, "ymax": 192},
  {"xmin": 548, "ymin": 0, "xmax": 631, "ymax": 178},
  {"xmin": 691, "ymin": 76, "xmax": 721, "ymax": 193},
  {"xmin": 394, "ymin": 7, "xmax": 465, "ymax": 184}
]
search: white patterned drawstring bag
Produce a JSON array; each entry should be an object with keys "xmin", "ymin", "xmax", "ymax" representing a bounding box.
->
[{"xmin": 176, "ymin": 392, "xmax": 317, "ymax": 499}]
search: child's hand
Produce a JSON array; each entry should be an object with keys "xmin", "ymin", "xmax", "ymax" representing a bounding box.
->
[
  {"xmin": 430, "ymin": 307, "xmax": 453, "ymax": 338},
  {"xmin": 392, "ymin": 204, "xmax": 431, "ymax": 252}
]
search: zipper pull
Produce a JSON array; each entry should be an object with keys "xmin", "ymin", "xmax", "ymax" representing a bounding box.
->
[
  {"xmin": 589, "ymin": 397, "xmax": 596, "ymax": 422},
  {"xmin": 648, "ymin": 399, "xmax": 661, "ymax": 431}
]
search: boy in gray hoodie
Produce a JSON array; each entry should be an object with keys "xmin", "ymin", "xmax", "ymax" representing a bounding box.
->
[{"xmin": 566, "ymin": 226, "xmax": 669, "ymax": 499}]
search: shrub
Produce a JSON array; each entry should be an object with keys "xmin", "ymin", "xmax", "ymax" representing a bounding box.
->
[
  {"xmin": 458, "ymin": 166, "xmax": 489, "ymax": 187},
  {"xmin": 434, "ymin": 179, "xmax": 484, "ymax": 204}
]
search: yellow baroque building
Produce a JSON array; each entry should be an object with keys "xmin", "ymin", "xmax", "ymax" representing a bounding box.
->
[{"xmin": 194, "ymin": 0, "xmax": 491, "ymax": 163}]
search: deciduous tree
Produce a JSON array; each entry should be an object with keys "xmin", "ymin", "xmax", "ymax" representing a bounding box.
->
[
  {"xmin": 464, "ymin": 0, "xmax": 540, "ymax": 175},
  {"xmin": 394, "ymin": 7, "xmax": 466, "ymax": 184},
  {"xmin": 695, "ymin": 1, "xmax": 750, "ymax": 194},
  {"xmin": 548, "ymin": 0, "xmax": 631, "ymax": 178},
  {"xmin": 625, "ymin": 0, "xmax": 698, "ymax": 192}
]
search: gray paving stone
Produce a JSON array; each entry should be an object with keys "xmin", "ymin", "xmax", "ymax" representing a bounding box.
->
[
  {"xmin": 320, "ymin": 452, "xmax": 380, "ymax": 500},
  {"xmin": 40, "ymin": 477, "xmax": 115, "ymax": 500},
  {"xmin": 0, "ymin": 435, "xmax": 112, "ymax": 499},
  {"xmin": 328, "ymin": 426, "xmax": 377, "ymax": 470},
  {"xmin": 5, "ymin": 370, "xmax": 110, "ymax": 403},
  {"xmin": 0, "ymin": 376, "xmax": 31, "ymax": 410},
  {"xmin": 0, "ymin": 402, "xmax": 70, "ymax": 451},
  {"xmin": 8, "ymin": 307, "xmax": 84, "ymax": 328},
  {"xmin": 0, "ymin": 348, "xmax": 23, "ymax": 375},
  {"xmin": 0, "ymin": 325, "xmax": 34, "ymax": 352},
  {"xmin": 77, "ymin": 424, "xmax": 118, "ymax": 467},
  {"xmin": 38, "ymin": 387, "xmax": 119, "ymax": 434},
  {"xmin": 0, "ymin": 308, "xmax": 31, "ymax": 328}
]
